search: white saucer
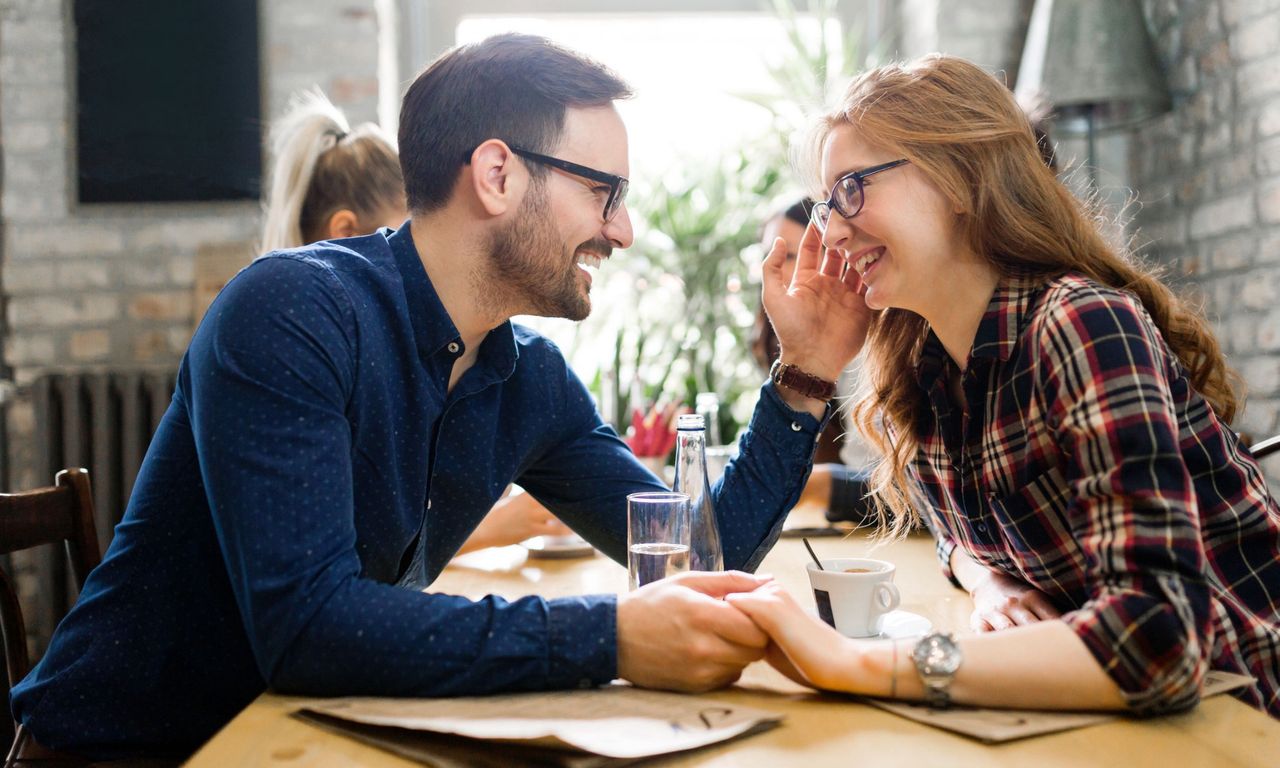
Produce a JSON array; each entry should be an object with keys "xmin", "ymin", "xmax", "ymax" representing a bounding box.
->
[{"xmin": 867, "ymin": 609, "xmax": 932, "ymax": 640}]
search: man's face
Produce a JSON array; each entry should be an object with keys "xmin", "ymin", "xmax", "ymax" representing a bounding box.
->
[
  {"xmin": 486, "ymin": 105, "xmax": 634, "ymax": 321},
  {"xmin": 486, "ymin": 178, "xmax": 591, "ymax": 320}
]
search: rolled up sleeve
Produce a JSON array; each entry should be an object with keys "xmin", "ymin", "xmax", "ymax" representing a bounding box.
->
[{"xmin": 1034, "ymin": 285, "xmax": 1211, "ymax": 715}]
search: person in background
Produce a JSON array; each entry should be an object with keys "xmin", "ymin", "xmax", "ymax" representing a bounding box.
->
[
  {"xmin": 260, "ymin": 88, "xmax": 572, "ymax": 553},
  {"xmin": 727, "ymin": 54, "xmax": 1280, "ymax": 719},
  {"xmin": 751, "ymin": 199, "xmax": 874, "ymax": 525},
  {"xmin": 259, "ymin": 88, "xmax": 407, "ymax": 252}
]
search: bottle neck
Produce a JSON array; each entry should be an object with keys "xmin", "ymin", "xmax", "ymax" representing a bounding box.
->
[{"xmin": 676, "ymin": 428, "xmax": 706, "ymax": 453}]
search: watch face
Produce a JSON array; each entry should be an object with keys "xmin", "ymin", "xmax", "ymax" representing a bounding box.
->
[{"xmin": 913, "ymin": 633, "xmax": 962, "ymax": 675}]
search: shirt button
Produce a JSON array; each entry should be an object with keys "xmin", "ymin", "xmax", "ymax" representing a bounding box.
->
[
  {"xmin": 427, "ymin": 499, "xmax": 433, "ymax": 510},
  {"xmin": 790, "ymin": 422, "xmax": 802, "ymax": 432},
  {"xmin": 447, "ymin": 342, "xmax": 460, "ymax": 354}
]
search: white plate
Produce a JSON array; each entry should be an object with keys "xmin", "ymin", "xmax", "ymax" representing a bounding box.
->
[
  {"xmin": 521, "ymin": 535, "xmax": 595, "ymax": 559},
  {"xmin": 868, "ymin": 609, "xmax": 933, "ymax": 640}
]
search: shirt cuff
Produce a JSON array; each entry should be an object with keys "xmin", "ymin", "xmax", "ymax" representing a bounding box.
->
[
  {"xmin": 754, "ymin": 381, "xmax": 834, "ymax": 444},
  {"xmin": 936, "ymin": 535, "xmax": 964, "ymax": 590},
  {"xmin": 1061, "ymin": 590, "xmax": 1208, "ymax": 716},
  {"xmin": 545, "ymin": 594, "xmax": 618, "ymax": 689}
]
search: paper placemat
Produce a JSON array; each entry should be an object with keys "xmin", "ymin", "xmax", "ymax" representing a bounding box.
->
[
  {"xmin": 295, "ymin": 685, "xmax": 784, "ymax": 765},
  {"xmin": 861, "ymin": 670, "xmax": 1255, "ymax": 742}
]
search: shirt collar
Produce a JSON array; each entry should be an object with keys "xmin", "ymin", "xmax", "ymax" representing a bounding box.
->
[
  {"xmin": 970, "ymin": 274, "xmax": 1045, "ymax": 362},
  {"xmin": 915, "ymin": 273, "xmax": 1047, "ymax": 389},
  {"xmin": 388, "ymin": 222, "xmax": 519, "ymax": 383}
]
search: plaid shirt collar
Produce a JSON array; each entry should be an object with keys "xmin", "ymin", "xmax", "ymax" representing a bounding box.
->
[{"xmin": 916, "ymin": 273, "xmax": 1050, "ymax": 390}]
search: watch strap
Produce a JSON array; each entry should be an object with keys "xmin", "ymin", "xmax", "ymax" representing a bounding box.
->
[{"xmin": 769, "ymin": 359, "xmax": 837, "ymax": 401}]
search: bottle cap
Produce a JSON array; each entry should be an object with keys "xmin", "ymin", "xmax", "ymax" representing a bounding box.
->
[{"xmin": 677, "ymin": 413, "xmax": 705, "ymax": 431}]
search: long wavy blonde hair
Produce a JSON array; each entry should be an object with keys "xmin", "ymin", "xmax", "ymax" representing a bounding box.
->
[{"xmin": 800, "ymin": 55, "xmax": 1241, "ymax": 534}]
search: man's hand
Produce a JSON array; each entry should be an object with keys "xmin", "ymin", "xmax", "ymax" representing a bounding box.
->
[
  {"xmin": 761, "ymin": 222, "xmax": 874, "ymax": 385},
  {"xmin": 969, "ymin": 568, "xmax": 1061, "ymax": 632},
  {"xmin": 616, "ymin": 571, "xmax": 773, "ymax": 692}
]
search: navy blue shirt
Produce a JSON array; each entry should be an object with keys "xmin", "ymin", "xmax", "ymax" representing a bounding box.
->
[{"xmin": 11, "ymin": 223, "xmax": 825, "ymax": 759}]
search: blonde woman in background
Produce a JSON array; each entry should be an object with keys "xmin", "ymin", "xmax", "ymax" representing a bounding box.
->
[
  {"xmin": 728, "ymin": 54, "xmax": 1280, "ymax": 718},
  {"xmin": 262, "ymin": 88, "xmax": 571, "ymax": 554}
]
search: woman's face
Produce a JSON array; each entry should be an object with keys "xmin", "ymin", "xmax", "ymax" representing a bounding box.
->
[{"xmin": 818, "ymin": 124, "xmax": 961, "ymax": 316}]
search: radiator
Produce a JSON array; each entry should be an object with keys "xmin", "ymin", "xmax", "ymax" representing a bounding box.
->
[
  {"xmin": 22, "ymin": 370, "xmax": 176, "ymax": 650},
  {"xmin": 34, "ymin": 370, "xmax": 177, "ymax": 552}
]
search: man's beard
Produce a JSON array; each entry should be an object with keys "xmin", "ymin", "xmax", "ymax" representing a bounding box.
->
[{"xmin": 479, "ymin": 180, "xmax": 595, "ymax": 322}]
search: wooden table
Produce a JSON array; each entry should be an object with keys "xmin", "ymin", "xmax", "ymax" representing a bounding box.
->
[{"xmin": 185, "ymin": 507, "xmax": 1280, "ymax": 767}]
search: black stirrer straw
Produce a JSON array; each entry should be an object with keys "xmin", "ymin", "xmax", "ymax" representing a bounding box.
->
[{"xmin": 802, "ymin": 538, "xmax": 825, "ymax": 570}]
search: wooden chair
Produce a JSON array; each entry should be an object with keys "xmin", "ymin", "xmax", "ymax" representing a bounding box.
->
[
  {"xmin": 1249, "ymin": 434, "xmax": 1280, "ymax": 460},
  {"xmin": 1, "ymin": 468, "xmax": 101, "ymax": 767}
]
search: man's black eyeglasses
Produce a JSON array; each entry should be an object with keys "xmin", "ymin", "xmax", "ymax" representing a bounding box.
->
[
  {"xmin": 509, "ymin": 146, "xmax": 629, "ymax": 224},
  {"xmin": 810, "ymin": 159, "xmax": 910, "ymax": 231}
]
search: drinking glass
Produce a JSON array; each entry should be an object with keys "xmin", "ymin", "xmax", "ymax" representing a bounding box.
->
[{"xmin": 626, "ymin": 492, "xmax": 691, "ymax": 590}]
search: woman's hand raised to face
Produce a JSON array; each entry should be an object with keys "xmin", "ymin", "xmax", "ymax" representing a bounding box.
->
[{"xmin": 762, "ymin": 222, "xmax": 875, "ymax": 383}]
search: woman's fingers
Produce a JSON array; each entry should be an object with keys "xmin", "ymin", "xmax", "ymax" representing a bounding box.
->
[
  {"xmin": 818, "ymin": 248, "xmax": 844, "ymax": 278},
  {"xmin": 1024, "ymin": 592, "xmax": 1062, "ymax": 620},
  {"xmin": 973, "ymin": 608, "xmax": 1013, "ymax": 632},
  {"xmin": 794, "ymin": 221, "xmax": 824, "ymax": 278},
  {"xmin": 726, "ymin": 587, "xmax": 849, "ymax": 689},
  {"xmin": 761, "ymin": 236, "xmax": 789, "ymax": 297}
]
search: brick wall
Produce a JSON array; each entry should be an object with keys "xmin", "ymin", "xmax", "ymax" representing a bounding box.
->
[
  {"xmin": 1130, "ymin": 0, "xmax": 1280, "ymax": 445},
  {"xmin": 0, "ymin": 0, "xmax": 384, "ymax": 494},
  {"xmin": 0, "ymin": 0, "xmax": 386, "ymax": 660}
]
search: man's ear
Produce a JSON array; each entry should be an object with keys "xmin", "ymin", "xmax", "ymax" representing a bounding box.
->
[
  {"xmin": 325, "ymin": 209, "xmax": 360, "ymax": 240},
  {"xmin": 468, "ymin": 139, "xmax": 524, "ymax": 217}
]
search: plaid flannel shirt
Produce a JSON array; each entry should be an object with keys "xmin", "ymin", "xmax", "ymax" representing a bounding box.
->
[{"xmin": 912, "ymin": 272, "xmax": 1280, "ymax": 717}]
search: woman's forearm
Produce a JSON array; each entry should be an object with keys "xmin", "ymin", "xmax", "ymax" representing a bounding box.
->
[
  {"xmin": 949, "ymin": 544, "xmax": 991, "ymax": 592},
  {"xmin": 856, "ymin": 620, "xmax": 1129, "ymax": 711}
]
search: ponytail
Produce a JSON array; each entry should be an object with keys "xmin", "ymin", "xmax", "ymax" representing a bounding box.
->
[{"xmin": 260, "ymin": 88, "xmax": 404, "ymax": 252}]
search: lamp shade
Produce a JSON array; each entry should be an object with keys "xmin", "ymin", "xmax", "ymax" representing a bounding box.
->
[{"xmin": 1015, "ymin": 0, "xmax": 1171, "ymax": 132}]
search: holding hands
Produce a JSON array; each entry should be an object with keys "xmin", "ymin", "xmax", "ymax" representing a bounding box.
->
[
  {"xmin": 616, "ymin": 571, "xmax": 774, "ymax": 692},
  {"xmin": 725, "ymin": 582, "xmax": 882, "ymax": 695}
]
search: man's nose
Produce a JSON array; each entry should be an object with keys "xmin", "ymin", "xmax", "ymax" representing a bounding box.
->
[{"xmin": 604, "ymin": 202, "xmax": 634, "ymax": 249}]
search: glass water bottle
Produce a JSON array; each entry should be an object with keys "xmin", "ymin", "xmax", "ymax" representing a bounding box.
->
[{"xmin": 671, "ymin": 413, "xmax": 724, "ymax": 571}]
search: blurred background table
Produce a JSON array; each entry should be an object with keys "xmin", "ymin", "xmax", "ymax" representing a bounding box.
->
[{"xmin": 185, "ymin": 504, "xmax": 1280, "ymax": 767}]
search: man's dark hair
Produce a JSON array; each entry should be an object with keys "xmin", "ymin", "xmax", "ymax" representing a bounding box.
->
[{"xmin": 398, "ymin": 33, "xmax": 632, "ymax": 213}]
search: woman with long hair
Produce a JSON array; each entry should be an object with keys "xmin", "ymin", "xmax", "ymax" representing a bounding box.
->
[
  {"xmin": 260, "ymin": 88, "xmax": 406, "ymax": 251},
  {"xmin": 262, "ymin": 89, "xmax": 571, "ymax": 553},
  {"xmin": 728, "ymin": 54, "xmax": 1280, "ymax": 717}
]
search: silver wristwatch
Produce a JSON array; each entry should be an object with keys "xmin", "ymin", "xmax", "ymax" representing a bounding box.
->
[{"xmin": 910, "ymin": 631, "xmax": 963, "ymax": 708}]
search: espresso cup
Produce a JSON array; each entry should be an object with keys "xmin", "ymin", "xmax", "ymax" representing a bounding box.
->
[{"xmin": 806, "ymin": 557, "xmax": 901, "ymax": 637}]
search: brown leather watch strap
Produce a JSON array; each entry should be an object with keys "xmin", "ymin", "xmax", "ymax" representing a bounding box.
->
[{"xmin": 769, "ymin": 359, "xmax": 836, "ymax": 401}]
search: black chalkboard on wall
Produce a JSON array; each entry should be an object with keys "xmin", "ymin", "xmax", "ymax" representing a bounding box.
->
[{"xmin": 74, "ymin": 0, "xmax": 261, "ymax": 203}]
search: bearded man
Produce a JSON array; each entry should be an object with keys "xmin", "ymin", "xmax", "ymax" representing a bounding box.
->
[{"xmin": 11, "ymin": 33, "xmax": 865, "ymax": 762}]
